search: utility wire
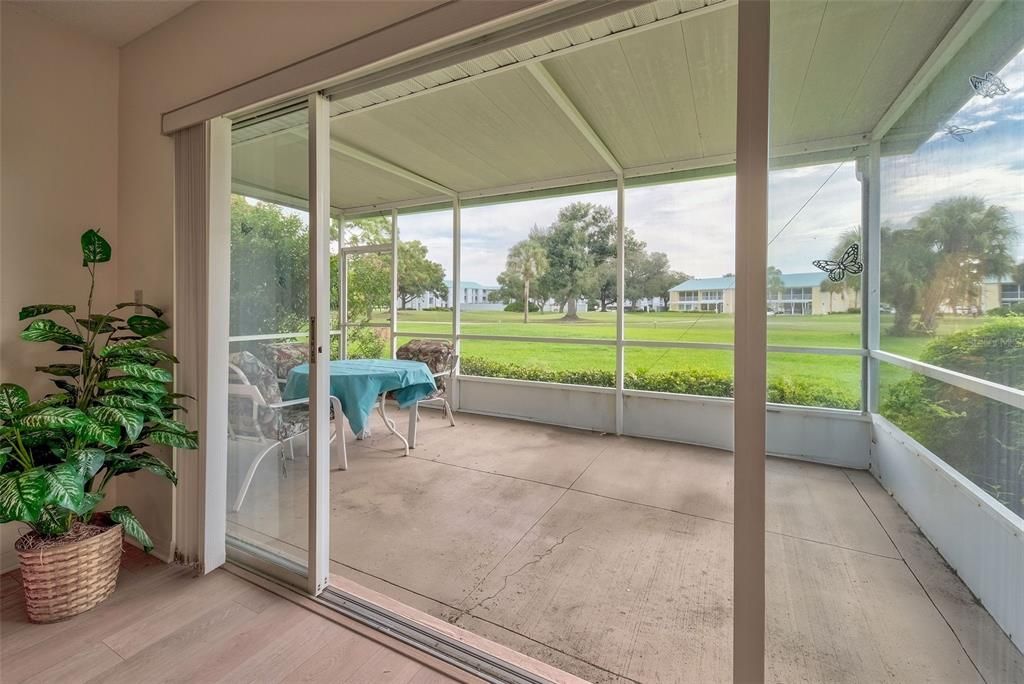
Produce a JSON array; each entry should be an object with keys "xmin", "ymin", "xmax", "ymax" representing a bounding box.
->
[{"xmin": 637, "ymin": 155, "xmax": 853, "ymax": 373}]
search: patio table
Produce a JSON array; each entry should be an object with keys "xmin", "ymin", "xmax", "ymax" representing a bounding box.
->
[{"xmin": 282, "ymin": 359, "xmax": 436, "ymax": 438}]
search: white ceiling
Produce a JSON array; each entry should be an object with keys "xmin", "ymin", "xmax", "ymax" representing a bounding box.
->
[
  {"xmin": 232, "ymin": 0, "xmax": 976, "ymax": 215},
  {"xmin": 21, "ymin": 0, "xmax": 196, "ymax": 47}
]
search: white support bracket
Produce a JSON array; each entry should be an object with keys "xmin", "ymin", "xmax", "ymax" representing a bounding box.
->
[
  {"xmin": 526, "ymin": 61, "xmax": 623, "ymax": 177},
  {"xmin": 330, "ymin": 139, "xmax": 458, "ymax": 198}
]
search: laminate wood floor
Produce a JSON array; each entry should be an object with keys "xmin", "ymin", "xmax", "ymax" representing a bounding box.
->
[{"xmin": 0, "ymin": 546, "xmax": 480, "ymax": 684}]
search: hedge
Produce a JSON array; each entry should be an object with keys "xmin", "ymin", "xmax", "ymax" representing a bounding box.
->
[{"xmin": 460, "ymin": 356, "xmax": 859, "ymax": 410}]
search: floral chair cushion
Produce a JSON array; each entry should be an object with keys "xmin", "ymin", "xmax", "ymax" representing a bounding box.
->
[
  {"xmin": 229, "ymin": 351, "xmax": 309, "ymax": 442},
  {"xmin": 396, "ymin": 339, "xmax": 454, "ymax": 394},
  {"xmin": 261, "ymin": 341, "xmax": 309, "ymax": 380}
]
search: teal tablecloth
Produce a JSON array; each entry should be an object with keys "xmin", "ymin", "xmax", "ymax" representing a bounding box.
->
[{"xmin": 282, "ymin": 359, "xmax": 436, "ymax": 434}]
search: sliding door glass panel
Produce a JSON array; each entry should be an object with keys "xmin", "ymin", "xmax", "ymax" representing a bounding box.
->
[{"xmin": 227, "ymin": 106, "xmax": 310, "ymax": 572}]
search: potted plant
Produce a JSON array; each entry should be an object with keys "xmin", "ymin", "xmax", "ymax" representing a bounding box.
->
[{"xmin": 0, "ymin": 229, "xmax": 197, "ymax": 623}]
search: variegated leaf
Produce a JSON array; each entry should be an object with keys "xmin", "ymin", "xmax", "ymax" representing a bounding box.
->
[
  {"xmin": 77, "ymin": 418, "xmax": 120, "ymax": 448},
  {"xmin": 108, "ymin": 505, "xmax": 153, "ymax": 552},
  {"xmin": 99, "ymin": 339, "xmax": 149, "ymax": 357},
  {"xmin": 19, "ymin": 304, "xmax": 76, "ymax": 320},
  {"xmin": 19, "ymin": 406, "xmax": 88, "ymax": 431},
  {"xmin": 0, "ymin": 469, "xmax": 47, "ymax": 524},
  {"xmin": 34, "ymin": 364, "xmax": 81, "ymax": 377},
  {"xmin": 0, "ymin": 384, "xmax": 29, "ymax": 418},
  {"xmin": 41, "ymin": 464, "xmax": 85, "ymax": 512},
  {"xmin": 126, "ymin": 315, "xmax": 169, "ymax": 338},
  {"xmin": 66, "ymin": 448, "xmax": 106, "ymax": 478},
  {"xmin": 20, "ymin": 319, "xmax": 85, "ymax": 346},
  {"xmin": 109, "ymin": 453, "xmax": 177, "ymax": 485},
  {"xmin": 99, "ymin": 394, "xmax": 162, "ymax": 418},
  {"xmin": 115, "ymin": 302, "xmax": 164, "ymax": 318},
  {"xmin": 81, "ymin": 229, "xmax": 111, "ymax": 264},
  {"xmin": 111, "ymin": 363, "xmax": 173, "ymax": 383},
  {"xmin": 98, "ymin": 377, "xmax": 167, "ymax": 395},
  {"xmin": 90, "ymin": 406, "xmax": 145, "ymax": 441},
  {"xmin": 147, "ymin": 430, "xmax": 198, "ymax": 450}
]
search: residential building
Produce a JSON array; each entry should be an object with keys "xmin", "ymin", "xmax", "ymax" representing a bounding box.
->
[
  {"xmin": 668, "ymin": 272, "xmax": 857, "ymax": 315},
  {"xmin": 402, "ymin": 280, "xmax": 500, "ymax": 310}
]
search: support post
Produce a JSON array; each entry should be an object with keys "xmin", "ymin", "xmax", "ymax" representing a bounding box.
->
[
  {"xmin": 615, "ymin": 177, "xmax": 625, "ymax": 435},
  {"xmin": 391, "ymin": 208, "xmax": 399, "ymax": 359},
  {"xmin": 452, "ymin": 197, "xmax": 462, "ymax": 410},
  {"xmin": 734, "ymin": 0, "xmax": 769, "ymax": 681},
  {"xmin": 865, "ymin": 141, "xmax": 882, "ymax": 413},
  {"xmin": 307, "ymin": 92, "xmax": 331, "ymax": 596},
  {"xmin": 339, "ymin": 214, "xmax": 347, "ymax": 360}
]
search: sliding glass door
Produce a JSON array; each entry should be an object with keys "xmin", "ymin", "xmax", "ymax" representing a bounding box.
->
[{"xmin": 225, "ymin": 99, "xmax": 333, "ymax": 592}]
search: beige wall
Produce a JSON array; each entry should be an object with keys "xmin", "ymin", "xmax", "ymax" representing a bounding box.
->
[
  {"xmin": 115, "ymin": 0, "xmax": 485, "ymax": 559},
  {"xmin": 1, "ymin": 4, "xmax": 120, "ymax": 570}
]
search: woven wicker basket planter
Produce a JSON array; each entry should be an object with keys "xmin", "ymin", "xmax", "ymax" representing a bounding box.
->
[{"xmin": 14, "ymin": 522, "xmax": 123, "ymax": 623}]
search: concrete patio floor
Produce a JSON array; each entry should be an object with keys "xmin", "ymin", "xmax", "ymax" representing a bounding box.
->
[{"xmin": 227, "ymin": 410, "xmax": 1024, "ymax": 684}]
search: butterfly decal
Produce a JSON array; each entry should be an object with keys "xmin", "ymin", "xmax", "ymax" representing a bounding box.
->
[
  {"xmin": 969, "ymin": 71, "xmax": 1009, "ymax": 99},
  {"xmin": 944, "ymin": 124, "xmax": 973, "ymax": 142},
  {"xmin": 813, "ymin": 243, "xmax": 863, "ymax": 283}
]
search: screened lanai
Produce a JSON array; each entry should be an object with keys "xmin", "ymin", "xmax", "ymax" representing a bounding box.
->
[{"xmin": 221, "ymin": 0, "xmax": 1024, "ymax": 681}]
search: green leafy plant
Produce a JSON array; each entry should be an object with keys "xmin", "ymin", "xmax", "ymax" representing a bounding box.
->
[{"xmin": 0, "ymin": 229, "xmax": 196, "ymax": 550}]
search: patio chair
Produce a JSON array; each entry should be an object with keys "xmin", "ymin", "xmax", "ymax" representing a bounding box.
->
[
  {"xmin": 228, "ymin": 351, "xmax": 346, "ymax": 512},
  {"xmin": 260, "ymin": 340, "xmax": 309, "ymax": 387},
  {"xmin": 394, "ymin": 339, "xmax": 458, "ymax": 448}
]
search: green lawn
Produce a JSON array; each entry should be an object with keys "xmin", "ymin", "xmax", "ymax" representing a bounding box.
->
[{"xmin": 381, "ymin": 310, "xmax": 992, "ymax": 402}]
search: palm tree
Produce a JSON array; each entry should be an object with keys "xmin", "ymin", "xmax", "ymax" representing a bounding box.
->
[
  {"xmin": 915, "ymin": 196, "xmax": 1015, "ymax": 330},
  {"xmin": 766, "ymin": 266, "xmax": 784, "ymax": 310},
  {"xmin": 820, "ymin": 277, "xmax": 845, "ymax": 312},
  {"xmin": 505, "ymin": 239, "xmax": 549, "ymax": 323},
  {"xmin": 827, "ymin": 228, "xmax": 862, "ymax": 308}
]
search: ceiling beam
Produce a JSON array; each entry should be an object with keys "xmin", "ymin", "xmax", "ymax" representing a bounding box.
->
[
  {"xmin": 330, "ymin": 138, "xmax": 458, "ymax": 198},
  {"xmin": 288, "ymin": 130, "xmax": 457, "ymax": 198},
  {"xmin": 525, "ymin": 61, "xmax": 622, "ymax": 176}
]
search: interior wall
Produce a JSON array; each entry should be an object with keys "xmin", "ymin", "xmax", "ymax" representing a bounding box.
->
[
  {"xmin": 115, "ymin": 0, "xmax": 510, "ymax": 560},
  {"xmin": 0, "ymin": 3, "xmax": 120, "ymax": 571}
]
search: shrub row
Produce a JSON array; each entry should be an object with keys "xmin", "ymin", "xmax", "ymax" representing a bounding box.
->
[{"xmin": 460, "ymin": 356, "xmax": 859, "ymax": 410}]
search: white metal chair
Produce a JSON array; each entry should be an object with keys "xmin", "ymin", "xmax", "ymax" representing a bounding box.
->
[
  {"xmin": 228, "ymin": 351, "xmax": 346, "ymax": 512},
  {"xmin": 403, "ymin": 347, "xmax": 458, "ymax": 449}
]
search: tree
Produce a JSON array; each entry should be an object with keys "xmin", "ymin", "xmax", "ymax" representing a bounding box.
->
[
  {"xmin": 914, "ymin": 197, "xmax": 1015, "ymax": 330},
  {"xmin": 397, "ymin": 240, "xmax": 447, "ymax": 309},
  {"xmin": 501, "ymin": 239, "xmax": 549, "ymax": 323},
  {"xmin": 230, "ymin": 196, "xmax": 309, "ymax": 336},
  {"xmin": 880, "ymin": 224, "xmax": 934, "ymax": 335},
  {"xmin": 766, "ymin": 266, "xmax": 785, "ymax": 307},
  {"xmin": 827, "ymin": 228, "xmax": 863, "ymax": 308},
  {"xmin": 819, "ymin": 277, "xmax": 845, "ymax": 312},
  {"xmin": 533, "ymin": 205, "xmax": 600, "ymax": 320}
]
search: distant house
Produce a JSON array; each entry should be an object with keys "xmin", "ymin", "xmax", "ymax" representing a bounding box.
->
[
  {"xmin": 668, "ymin": 272, "xmax": 856, "ymax": 315},
  {"xmin": 981, "ymin": 276, "xmax": 1024, "ymax": 311},
  {"xmin": 402, "ymin": 280, "xmax": 501, "ymax": 310}
]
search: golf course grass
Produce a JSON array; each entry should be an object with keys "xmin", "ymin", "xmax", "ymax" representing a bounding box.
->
[{"xmin": 383, "ymin": 310, "xmax": 992, "ymax": 403}]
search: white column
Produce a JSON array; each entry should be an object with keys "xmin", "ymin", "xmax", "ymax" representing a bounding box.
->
[
  {"xmin": 452, "ymin": 197, "xmax": 462, "ymax": 409},
  {"xmin": 307, "ymin": 92, "xmax": 331, "ymax": 596},
  {"xmin": 866, "ymin": 142, "xmax": 882, "ymax": 413},
  {"xmin": 391, "ymin": 208, "xmax": 399, "ymax": 359},
  {"xmin": 615, "ymin": 177, "xmax": 625, "ymax": 435},
  {"xmin": 734, "ymin": 0, "xmax": 769, "ymax": 681}
]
